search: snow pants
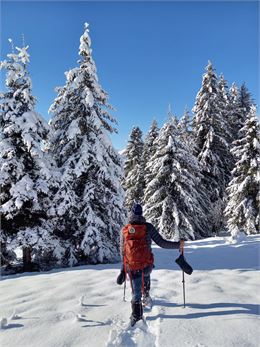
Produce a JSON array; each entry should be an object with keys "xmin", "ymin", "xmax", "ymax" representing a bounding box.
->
[{"xmin": 130, "ymin": 265, "xmax": 153, "ymax": 303}]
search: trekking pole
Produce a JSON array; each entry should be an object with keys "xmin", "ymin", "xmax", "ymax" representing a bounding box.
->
[
  {"xmin": 182, "ymin": 266, "xmax": 186, "ymax": 308},
  {"xmin": 123, "ymin": 276, "xmax": 126, "ymax": 302},
  {"xmin": 181, "ymin": 239, "xmax": 186, "ymax": 308}
]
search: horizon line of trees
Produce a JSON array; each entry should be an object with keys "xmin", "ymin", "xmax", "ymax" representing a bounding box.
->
[{"xmin": 123, "ymin": 62, "xmax": 259, "ymax": 241}]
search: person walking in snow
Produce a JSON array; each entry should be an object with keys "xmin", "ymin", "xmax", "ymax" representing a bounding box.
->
[{"xmin": 117, "ymin": 203, "xmax": 184, "ymax": 326}]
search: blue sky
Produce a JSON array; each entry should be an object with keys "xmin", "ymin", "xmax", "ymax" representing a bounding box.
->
[{"xmin": 1, "ymin": 1, "xmax": 259, "ymax": 150}]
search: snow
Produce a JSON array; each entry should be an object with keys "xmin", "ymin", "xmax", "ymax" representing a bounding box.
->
[
  {"xmin": 1, "ymin": 235, "xmax": 259, "ymax": 347},
  {"xmin": 253, "ymin": 137, "xmax": 260, "ymax": 150},
  {"xmin": 84, "ymin": 90, "xmax": 94, "ymax": 107},
  {"xmin": 16, "ymin": 46, "xmax": 30, "ymax": 64},
  {"xmin": 118, "ymin": 149, "xmax": 126, "ymax": 156},
  {"xmin": 67, "ymin": 119, "xmax": 81, "ymax": 140}
]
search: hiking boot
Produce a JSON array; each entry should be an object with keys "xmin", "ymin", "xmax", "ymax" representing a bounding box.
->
[{"xmin": 130, "ymin": 301, "xmax": 143, "ymax": 327}]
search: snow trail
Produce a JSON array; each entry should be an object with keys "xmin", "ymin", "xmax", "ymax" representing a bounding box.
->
[{"xmin": 106, "ymin": 316, "xmax": 156, "ymax": 347}]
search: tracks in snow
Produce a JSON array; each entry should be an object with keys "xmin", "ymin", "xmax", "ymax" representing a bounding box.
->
[{"xmin": 106, "ymin": 300, "xmax": 165, "ymax": 347}]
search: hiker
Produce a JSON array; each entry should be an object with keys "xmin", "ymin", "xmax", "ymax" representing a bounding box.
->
[{"xmin": 117, "ymin": 203, "xmax": 184, "ymax": 326}]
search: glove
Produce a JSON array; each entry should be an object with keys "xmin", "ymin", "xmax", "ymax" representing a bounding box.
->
[
  {"xmin": 175, "ymin": 254, "xmax": 193, "ymax": 275},
  {"xmin": 116, "ymin": 269, "xmax": 126, "ymax": 285}
]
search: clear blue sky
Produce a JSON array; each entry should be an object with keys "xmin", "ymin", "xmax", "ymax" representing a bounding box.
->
[{"xmin": 1, "ymin": 1, "xmax": 259, "ymax": 150}]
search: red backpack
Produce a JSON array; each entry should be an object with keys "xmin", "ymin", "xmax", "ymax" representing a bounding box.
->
[{"xmin": 122, "ymin": 223, "xmax": 154, "ymax": 271}]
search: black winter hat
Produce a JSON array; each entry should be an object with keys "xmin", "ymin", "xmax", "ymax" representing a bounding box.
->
[
  {"xmin": 131, "ymin": 203, "xmax": 143, "ymax": 216},
  {"xmin": 175, "ymin": 254, "xmax": 193, "ymax": 275}
]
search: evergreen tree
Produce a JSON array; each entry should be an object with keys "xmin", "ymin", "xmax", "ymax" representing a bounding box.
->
[
  {"xmin": 227, "ymin": 82, "xmax": 240, "ymax": 141},
  {"xmin": 142, "ymin": 120, "xmax": 159, "ymax": 191},
  {"xmin": 235, "ymin": 83, "xmax": 254, "ymax": 138},
  {"xmin": 178, "ymin": 107, "xmax": 194, "ymax": 147},
  {"xmin": 122, "ymin": 126, "xmax": 144, "ymax": 209},
  {"xmin": 227, "ymin": 82, "xmax": 254, "ymax": 143},
  {"xmin": 0, "ymin": 44, "xmax": 63, "ymax": 271},
  {"xmin": 229, "ymin": 82, "xmax": 238, "ymax": 104},
  {"xmin": 178, "ymin": 107, "xmax": 190, "ymax": 133},
  {"xmin": 192, "ymin": 62, "xmax": 232, "ymax": 233},
  {"xmin": 225, "ymin": 105, "xmax": 260, "ymax": 237},
  {"xmin": 238, "ymin": 83, "xmax": 254, "ymax": 118},
  {"xmin": 48, "ymin": 23, "xmax": 125, "ymax": 265},
  {"xmin": 144, "ymin": 120, "xmax": 210, "ymax": 240},
  {"xmin": 167, "ymin": 104, "xmax": 179, "ymax": 127},
  {"xmin": 218, "ymin": 74, "xmax": 230, "ymax": 129},
  {"xmin": 218, "ymin": 74, "xmax": 234, "ymax": 163}
]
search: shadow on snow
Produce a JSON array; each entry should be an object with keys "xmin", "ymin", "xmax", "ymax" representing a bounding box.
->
[{"xmin": 146, "ymin": 300, "xmax": 260, "ymax": 320}]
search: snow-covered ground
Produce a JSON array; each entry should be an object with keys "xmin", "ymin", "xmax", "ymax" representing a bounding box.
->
[{"xmin": 1, "ymin": 235, "xmax": 260, "ymax": 347}]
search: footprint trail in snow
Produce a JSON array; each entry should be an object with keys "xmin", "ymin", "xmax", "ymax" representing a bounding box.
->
[
  {"xmin": 106, "ymin": 316, "xmax": 157, "ymax": 347},
  {"xmin": 106, "ymin": 300, "xmax": 165, "ymax": 347}
]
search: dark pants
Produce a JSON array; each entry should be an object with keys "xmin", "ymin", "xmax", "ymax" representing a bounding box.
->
[{"xmin": 130, "ymin": 266, "xmax": 152, "ymax": 302}]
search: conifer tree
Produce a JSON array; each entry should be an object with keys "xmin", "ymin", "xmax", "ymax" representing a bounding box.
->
[
  {"xmin": 178, "ymin": 107, "xmax": 193, "ymax": 147},
  {"xmin": 229, "ymin": 82, "xmax": 238, "ymax": 104},
  {"xmin": 218, "ymin": 74, "xmax": 230, "ymax": 127},
  {"xmin": 238, "ymin": 83, "xmax": 254, "ymax": 118},
  {"xmin": 178, "ymin": 107, "xmax": 190, "ymax": 133},
  {"xmin": 225, "ymin": 106, "xmax": 260, "ymax": 237},
  {"xmin": 227, "ymin": 82, "xmax": 240, "ymax": 142},
  {"xmin": 0, "ymin": 44, "xmax": 63, "ymax": 271},
  {"xmin": 144, "ymin": 120, "xmax": 210, "ymax": 240},
  {"xmin": 227, "ymin": 82, "xmax": 255, "ymax": 144},
  {"xmin": 142, "ymin": 120, "xmax": 159, "ymax": 191},
  {"xmin": 122, "ymin": 126, "xmax": 144, "ymax": 209},
  {"xmin": 143, "ymin": 120, "xmax": 159, "ymax": 166},
  {"xmin": 218, "ymin": 74, "xmax": 234, "ymax": 164},
  {"xmin": 192, "ymin": 62, "xmax": 232, "ymax": 233},
  {"xmin": 167, "ymin": 104, "xmax": 179, "ymax": 127},
  {"xmin": 48, "ymin": 23, "xmax": 125, "ymax": 265},
  {"xmin": 234, "ymin": 83, "xmax": 254, "ymax": 137}
]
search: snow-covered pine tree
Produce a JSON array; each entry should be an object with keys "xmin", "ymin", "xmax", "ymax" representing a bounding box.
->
[
  {"xmin": 178, "ymin": 107, "xmax": 190, "ymax": 133},
  {"xmin": 235, "ymin": 83, "xmax": 255, "ymax": 138},
  {"xmin": 227, "ymin": 82, "xmax": 240, "ymax": 142},
  {"xmin": 167, "ymin": 104, "xmax": 179, "ymax": 127},
  {"xmin": 142, "ymin": 120, "xmax": 159, "ymax": 193},
  {"xmin": 122, "ymin": 126, "xmax": 144, "ymax": 209},
  {"xmin": 238, "ymin": 83, "xmax": 254, "ymax": 118},
  {"xmin": 218, "ymin": 74, "xmax": 234, "ymax": 164},
  {"xmin": 218, "ymin": 74, "xmax": 231, "ymax": 130},
  {"xmin": 192, "ymin": 62, "xmax": 232, "ymax": 233},
  {"xmin": 225, "ymin": 105, "xmax": 260, "ymax": 238},
  {"xmin": 229, "ymin": 83, "xmax": 238, "ymax": 104},
  {"xmin": 177, "ymin": 107, "xmax": 194, "ymax": 147},
  {"xmin": 143, "ymin": 119, "xmax": 210, "ymax": 240},
  {"xmin": 48, "ymin": 23, "xmax": 125, "ymax": 265},
  {"xmin": 226, "ymin": 82, "xmax": 255, "ymax": 144},
  {"xmin": 0, "ymin": 44, "xmax": 63, "ymax": 272}
]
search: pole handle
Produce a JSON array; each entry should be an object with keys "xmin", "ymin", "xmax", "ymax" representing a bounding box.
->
[{"xmin": 180, "ymin": 238, "xmax": 185, "ymax": 255}]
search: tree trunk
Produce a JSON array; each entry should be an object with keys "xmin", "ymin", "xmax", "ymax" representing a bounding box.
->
[{"xmin": 23, "ymin": 246, "xmax": 32, "ymax": 272}]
